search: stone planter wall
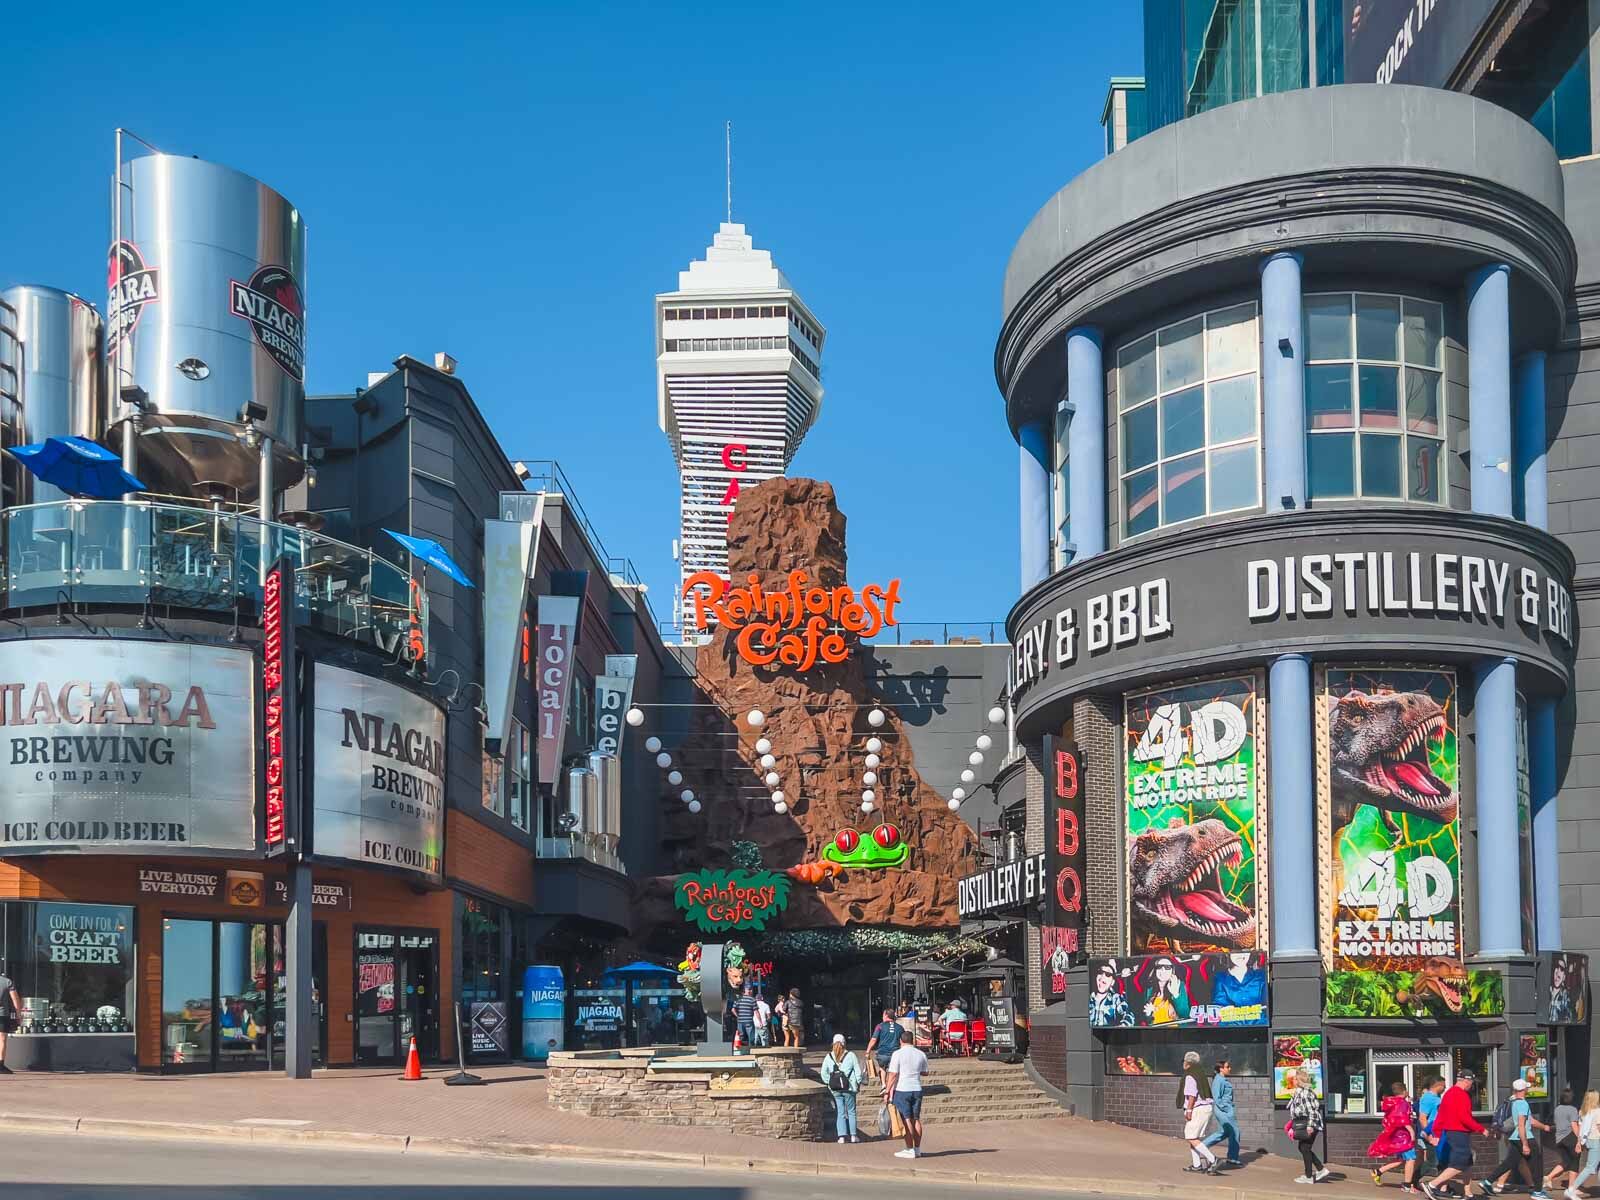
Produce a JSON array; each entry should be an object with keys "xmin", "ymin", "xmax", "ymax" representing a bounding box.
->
[{"xmin": 546, "ymin": 1047, "xmax": 833, "ymax": 1140}]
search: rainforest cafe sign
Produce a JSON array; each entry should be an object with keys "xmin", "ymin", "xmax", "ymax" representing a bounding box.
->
[
  {"xmin": 681, "ymin": 570, "xmax": 902, "ymax": 670},
  {"xmin": 674, "ymin": 868, "xmax": 792, "ymax": 933}
]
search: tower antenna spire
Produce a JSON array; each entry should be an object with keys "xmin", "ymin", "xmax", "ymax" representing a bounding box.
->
[{"xmin": 725, "ymin": 120, "xmax": 733, "ymax": 224}]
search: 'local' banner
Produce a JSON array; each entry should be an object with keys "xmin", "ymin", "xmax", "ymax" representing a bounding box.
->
[{"xmin": 535, "ymin": 596, "xmax": 579, "ymax": 785}]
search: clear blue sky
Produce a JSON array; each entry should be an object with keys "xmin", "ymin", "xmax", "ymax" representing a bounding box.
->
[{"xmin": 5, "ymin": 2, "xmax": 1141, "ymax": 633}]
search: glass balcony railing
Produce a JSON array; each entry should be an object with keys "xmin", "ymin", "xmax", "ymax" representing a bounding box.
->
[{"xmin": 0, "ymin": 500, "xmax": 425, "ymax": 659}]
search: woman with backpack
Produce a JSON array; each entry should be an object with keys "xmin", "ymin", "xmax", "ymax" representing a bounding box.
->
[
  {"xmin": 1289, "ymin": 1067, "xmax": 1330, "ymax": 1184},
  {"xmin": 1368, "ymin": 1080, "xmax": 1419, "ymax": 1190},
  {"xmin": 819, "ymin": 1033, "xmax": 862, "ymax": 1143},
  {"xmin": 1179, "ymin": 1050, "xmax": 1220, "ymax": 1175}
]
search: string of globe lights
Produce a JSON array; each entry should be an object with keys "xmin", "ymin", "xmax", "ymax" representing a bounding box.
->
[{"xmin": 947, "ymin": 704, "xmax": 1009, "ymax": 810}]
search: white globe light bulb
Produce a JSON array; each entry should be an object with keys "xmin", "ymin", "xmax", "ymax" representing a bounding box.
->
[
  {"xmin": 645, "ymin": 736, "xmax": 662, "ymax": 753},
  {"xmin": 667, "ymin": 770, "xmax": 683, "ymax": 786},
  {"xmin": 987, "ymin": 706, "xmax": 1005, "ymax": 725},
  {"xmin": 687, "ymin": 800, "xmax": 702, "ymax": 814},
  {"xmin": 969, "ymin": 751, "xmax": 984, "ymax": 766},
  {"xmin": 862, "ymin": 771, "xmax": 878, "ymax": 786},
  {"xmin": 760, "ymin": 754, "xmax": 776, "ymax": 769},
  {"xmin": 680, "ymin": 789, "xmax": 695, "ymax": 803},
  {"xmin": 867, "ymin": 708, "xmax": 886, "ymax": 727},
  {"xmin": 773, "ymin": 801, "xmax": 788, "ymax": 815},
  {"xmin": 771, "ymin": 790, "xmax": 785, "ymax": 805},
  {"xmin": 952, "ymin": 787, "xmax": 966, "ymax": 801},
  {"xmin": 626, "ymin": 707, "xmax": 645, "ymax": 727},
  {"xmin": 948, "ymin": 798, "xmax": 962, "ymax": 811},
  {"xmin": 975, "ymin": 734, "xmax": 992, "ymax": 751},
  {"xmin": 765, "ymin": 771, "xmax": 781, "ymax": 787},
  {"xmin": 864, "ymin": 753, "xmax": 880, "ymax": 769},
  {"xmin": 747, "ymin": 709, "xmax": 766, "ymax": 728},
  {"xmin": 755, "ymin": 737, "xmax": 772, "ymax": 754},
  {"xmin": 656, "ymin": 753, "xmax": 672, "ymax": 768},
  {"xmin": 961, "ymin": 769, "xmax": 975, "ymax": 783},
  {"xmin": 862, "ymin": 789, "xmax": 875, "ymax": 804},
  {"xmin": 865, "ymin": 738, "xmax": 883, "ymax": 754},
  {"xmin": 861, "ymin": 800, "xmax": 875, "ymax": 813}
]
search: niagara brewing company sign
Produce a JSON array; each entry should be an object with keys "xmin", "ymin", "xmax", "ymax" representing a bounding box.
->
[{"xmin": 681, "ymin": 570, "xmax": 902, "ymax": 669}]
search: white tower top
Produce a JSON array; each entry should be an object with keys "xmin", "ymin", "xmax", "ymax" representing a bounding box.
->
[{"xmin": 655, "ymin": 222, "xmax": 825, "ymax": 632}]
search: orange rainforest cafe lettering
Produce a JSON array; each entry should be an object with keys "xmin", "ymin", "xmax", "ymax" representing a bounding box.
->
[
  {"xmin": 683, "ymin": 570, "xmax": 902, "ymax": 670},
  {"xmin": 678, "ymin": 878, "xmax": 779, "ymax": 926}
]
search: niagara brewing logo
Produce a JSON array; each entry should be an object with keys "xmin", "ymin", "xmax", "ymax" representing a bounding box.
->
[
  {"xmin": 229, "ymin": 264, "xmax": 305, "ymax": 381},
  {"xmin": 107, "ymin": 240, "xmax": 159, "ymax": 355}
]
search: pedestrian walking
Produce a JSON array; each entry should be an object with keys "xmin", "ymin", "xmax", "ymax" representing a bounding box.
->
[
  {"xmin": 1288, "ymin": 1067, "xmax": 1329, "ymax": 1184},
  {"xmin": 883, "ymin": 1036, "xmax": 929, "ymax": 1158},
  {"xmin": 866, "ymin": 1007, "xmax": 904, "ymax": 1081},
  {"xmin": 1564, "ymin": 1089, "xmax": 1600, "ymax": 1200},
  {"xmin": 1368, "ymin": 1080, "xmax": 1420, "ymax": 1191},
  {"xmin": 1179, "ymin": 1049, "xmax": 1220, "ymax": 1175},
  {"xmin": 1418, "ymin": 1077, "xmax": 1448, "ymax": 1181},
  {"xmin": 1484, "ymin": 1077, "xmax": 1551, "ymax": 1198},
  {"xmin": 732, "ymin": 984, "xmax": 758, "ymax": 1053},
  {"xmin": 753, "ymin": 992, "xmax": 772, "ymax": 1048},
  {"xmin": 1423, "ymin": 1071, "xmax": 1486, "ymax": 1199},
  {"xmin": 1203, "ymin": 1058, "xmax": 1243, "ymax": 1167},
  {"xmin": 820, "ymin": 1033, "xmax": 863, "ymax": 1143},
  {"xmin": 0, "ymin": 963, "xmax": 19, "ymax": 1074},
  {"xmin": 1544, "ymin": 1088, "xmax": 1579, "ymax": 1196},
  {"xmin": 783, "ymin": 987, "xmax": 804, "ymax": 1048}
]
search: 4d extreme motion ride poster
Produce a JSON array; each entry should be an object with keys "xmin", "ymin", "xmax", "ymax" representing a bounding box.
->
[
  {"xmin": 1320, "ymin": 667, "xmax": 1503, "ymax": 1018},
  {"xmin": 1125, "ymin": 676, "xmax": 1260, "ymax": 954}
]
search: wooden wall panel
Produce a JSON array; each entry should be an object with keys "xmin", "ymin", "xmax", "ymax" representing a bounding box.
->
[{"xmin": 444, "ymin": 810, "xmax": 534, "ymax": 907}]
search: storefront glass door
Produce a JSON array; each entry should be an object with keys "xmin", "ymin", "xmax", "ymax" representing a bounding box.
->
[
  {"xmin": 161, "ymin": 920, "xmax": 214, "ymax": 1068},
  {"xmin": 355, "ymin": 928, "xmax": 438, "ymax": 1064}
]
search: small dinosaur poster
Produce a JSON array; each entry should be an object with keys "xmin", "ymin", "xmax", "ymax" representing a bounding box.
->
[
  {"xmin": 1320, "ymin": 666, "xmax": 1462, "ymax": 974},
  {"xmin": 1124, "ymin": 675, "xmax": 1260, "ymax": 954}
]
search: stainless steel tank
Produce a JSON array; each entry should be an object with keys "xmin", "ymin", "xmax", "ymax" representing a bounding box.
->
[
  {"xmin": 1, "ymin": 286, "xmax": 105, "ymax": 504},
  {"xmin": 588, "ymin": 751, "xmax": 621, "ymax": 856},
  {"xmin": 564, "ymin": 764, "xmax": 596, "ymax": 837},
  {"xmin": 107, "ymin": 153, "xmax": 305, "ymax": 499}
]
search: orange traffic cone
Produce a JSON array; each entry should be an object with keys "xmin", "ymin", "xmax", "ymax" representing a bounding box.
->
[{"xmin": 401, "ymin": 1035, "xmax": 422, "ymax": 1081}]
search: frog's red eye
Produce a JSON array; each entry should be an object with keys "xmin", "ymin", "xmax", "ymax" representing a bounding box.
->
[
  {"xmin": 834, "ymin": 829, "xmax": 860, "ymax": 855},
  {"xmin": 873, "ymin": 823, "xmax": 901, "ymax": 849}
]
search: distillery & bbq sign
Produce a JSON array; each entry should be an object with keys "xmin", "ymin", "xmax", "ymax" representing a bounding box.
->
[
  {"xmin": 0, "ymin": 640, "xmax": 257, "ymax": 853},
  {"xmin": 1008, "ymin": 514, "xmax": 1576, "ymax": 712}
]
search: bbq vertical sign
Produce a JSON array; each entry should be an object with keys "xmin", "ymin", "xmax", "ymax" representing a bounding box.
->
[
  {"xmin": 262, "ymin": 556, "xmax": 299, "ymax": 856},
  {"xmin": 535, "ymin": 595, "xmax": 580, "ymax": 785},
  {"xmin": 1042, "ymin": 735, "xmax": 1086, "ymax": 988}
]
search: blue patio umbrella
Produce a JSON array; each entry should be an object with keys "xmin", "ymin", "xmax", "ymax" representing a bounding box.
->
[
  {"xmin": 382, "ymin": 529, "xmax": 475, "ymax": 589},
  {"xmin": 6, "ymin": 436, "xmax": 146, "ymax": 499},
  {"xmin": 602, "ymin": 961, "xmax": 677, "ymax": 982}
]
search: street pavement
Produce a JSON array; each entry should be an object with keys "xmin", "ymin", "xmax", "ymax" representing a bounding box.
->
[{"xmin": 0, "ymin": 1064, "xmax": 1385, "ymax": 1199}]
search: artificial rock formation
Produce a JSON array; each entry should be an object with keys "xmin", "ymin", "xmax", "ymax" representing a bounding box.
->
[{"xmin": 638, "ymin": 478, "xmax": 980, "ymax": 932}]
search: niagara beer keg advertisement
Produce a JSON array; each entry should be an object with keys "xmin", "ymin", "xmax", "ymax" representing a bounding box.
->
[
  {"xmin": 311, "ymin": 664, "xmax": 445, "ymax": 880},
  {"xmin": 0, "ymin": 640, "xmax": 256, "ymax": 853},
  {"xmin": 1124, "ymin": 676, "xmax": 1260, "ymax": 954}
]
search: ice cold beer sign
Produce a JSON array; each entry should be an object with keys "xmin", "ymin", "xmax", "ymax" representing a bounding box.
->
[{"xmin": 1008, "ymin": 520, "xmax": 1575, "ymax": 705}]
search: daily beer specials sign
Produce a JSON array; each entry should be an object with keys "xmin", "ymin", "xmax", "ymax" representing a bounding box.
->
[{"xmin": 0, "ymin": 640, "xmax": 256, "ymax": 853}]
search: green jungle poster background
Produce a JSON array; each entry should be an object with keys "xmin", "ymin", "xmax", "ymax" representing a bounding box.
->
[
  {"xmin": 1125, "ymin": 676, "xmax": 1258, "ymax": 953},
  {"xmin": 1324, "ymin": 667, "xmax": 1460, "ymax": 973}
]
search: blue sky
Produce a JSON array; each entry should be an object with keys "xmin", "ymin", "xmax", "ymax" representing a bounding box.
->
[{"xmin": 4, "ymin": 2, "xmax": 1141, "ymax": 633}]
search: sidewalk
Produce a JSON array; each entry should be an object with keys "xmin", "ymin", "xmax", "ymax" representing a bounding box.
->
[{"xmin": 0, "ymin": 1065, "xmax": 1387, "ymax": 1199}]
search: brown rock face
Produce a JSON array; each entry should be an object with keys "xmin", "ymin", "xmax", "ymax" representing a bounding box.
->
[{"xmin": 642, "ymin": 478, "xmax": 979, "ymax": 933}]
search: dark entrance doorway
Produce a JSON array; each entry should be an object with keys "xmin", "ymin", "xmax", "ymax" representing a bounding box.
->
[
  {"xmin": 161, "ymin": 917, "xmax": 327, "ymax": 1072},
  {"xmin": 354, "ymin": 927, "xmax": 439, "ymax": 1064}
]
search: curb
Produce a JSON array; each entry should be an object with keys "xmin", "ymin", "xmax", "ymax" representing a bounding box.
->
[{"xmin": 0, "ymin": 1111, "xmax": 1365, "ymax": 1199}]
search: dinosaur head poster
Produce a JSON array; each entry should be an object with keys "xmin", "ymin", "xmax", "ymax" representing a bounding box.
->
[
  {"xmin": 1124, "ymin": 675, "xmax": 1260, "ymax": 954},
  {"xmin": 1320, "ymin": 667, "xmax": 1500, "ymax": 1017}
]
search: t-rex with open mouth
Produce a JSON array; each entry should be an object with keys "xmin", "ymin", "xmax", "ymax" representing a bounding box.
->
[
  {"xmin": 1329, "ymin": 689, "xmax": 1459, "ymax": 828},
  {"xmin": 1395, "ymin": 957, "xmax": 1468, "ymax": 1015},
  {"xmin": 1128, "ymin": 818, "xmax": 1256, "ymax": 950}
]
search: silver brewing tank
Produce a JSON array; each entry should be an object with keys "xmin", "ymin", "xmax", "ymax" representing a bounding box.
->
[
  {"xmin": 563, "ymin": 764, "xmax": 596, "ymax": 839},
  {"xmin": 107, "ymin": 153, "xmax": 305, "ymax": 500},
  {"xmin": 0, "ymin": 287, "xmax": 105, "ymax": 504},
  {"xmin": 588, "ymin": 751, "xmax": 621, "ymax": 857}
]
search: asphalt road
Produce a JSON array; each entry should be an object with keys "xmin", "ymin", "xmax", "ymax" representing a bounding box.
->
[{"xmin": 0, "ymin": 1132, "xmax": 1118, "ymax": 1200}]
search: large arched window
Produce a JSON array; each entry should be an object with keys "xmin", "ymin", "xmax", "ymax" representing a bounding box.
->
[
  {"xmin": 1117, "ymin": 302, "xmax": 1261, "ymax": 538},
  {"xmin": 1304, "ymin": 293, "xmax": 1445, "ymax": 503}
]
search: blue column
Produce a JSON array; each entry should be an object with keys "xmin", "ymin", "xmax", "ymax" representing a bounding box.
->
[
  {"xmin": 1066, "ymin": 326, "xmax": 1105, "ymax": 559},
  {"xmin": 1474, "ymin": 657, "xmax": 1525, "ymax": 958},
  {"xmin": 1530, "ymin": 698, "xmax": 1561, "ymax": 951},
  {"xmin": 1260, "ymin": 252, "xmax": 1306, "ymax": 509},
  {"xmin": 1019, "ymin": 421, "xmax": 1050, "ymax": 591},
  {"xmin": 1268, "ymin": 654, "xmax": 1317, "ymax": 958},
  {"xmin": 1514, "ymin": 351, "xmax": 1548, "ymax": 528},
  {"xmin": 1468, "ymin": 264, "xmax": 1513, "ymax": 516}
]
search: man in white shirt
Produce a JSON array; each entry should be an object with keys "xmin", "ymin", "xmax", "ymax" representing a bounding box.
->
[
  {"xmin": 753, "ymin": 994, "xmax": 772, "ymax": 1047},
  {"xmin": 883, "ymin": 1041, "xmax": 930, "ymax": 1158}
]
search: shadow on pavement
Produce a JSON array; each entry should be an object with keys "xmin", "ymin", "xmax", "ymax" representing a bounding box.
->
[{"xmin": 8, "ymin": 1189, "xmax": 749, "ymax": 1199}]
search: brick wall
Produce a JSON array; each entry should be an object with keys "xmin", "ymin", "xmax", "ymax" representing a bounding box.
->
[
  {"xmin": 1102, "ymin": 1073, "xmax": 1275, "ymax": 1153},
  {"xmin": 1074, "ymin": 694, "xmax": 1121, "ymax": 956},
  {"xmin": 1030, "ymin": 1014, "xmax": 1069, "ymax": 1093},
  {"xmin": 1024, "ymin": 746, "xmax": 1045, "ymax": 1012}
]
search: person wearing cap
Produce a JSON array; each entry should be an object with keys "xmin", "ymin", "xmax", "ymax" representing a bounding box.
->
[
  {"xmin": 1423, "ymin": 1073, "xmax": 1487, "ymax": 1199},
  {"xmin": 1484, "ymin": 1077, "xmax": 1552, "ymax": 1198},
  {"xmin": 819, "ymin": 1033, "xmax": 863, "ymax": 1143}
]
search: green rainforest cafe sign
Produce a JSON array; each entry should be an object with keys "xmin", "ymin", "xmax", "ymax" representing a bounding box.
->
[{"xmin": 674, "ymin": 869, "xmax": 792, "ymax": 933}]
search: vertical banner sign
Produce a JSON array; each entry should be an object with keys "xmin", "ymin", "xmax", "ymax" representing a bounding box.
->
[
  {"xmin": 262, "ymin": 557, "xmax": 297, "ymax": 856},
  {"xmin": 535, "ymin": 595, "xmax": 580, "ymax": 785},
  {"xmin": 482, "ymin": 504, "xmax": 541, "ymax": 749},
  {"xmin": 1322, "ymin": 667, "xmax": 1461, "ymax": 971},
  {"xmin": 1515, "ymin": 694, "xmax": 1537, "ymax": 955},
  {"xmin": 1042, "ymin": 735, "xmax": 1086, "ymax": 975},
  {"xmin": 593, "ymin": 655, "xmax": 637, "ymax": 759},
  {"xmin": 1125, "ymin": 676, "xmax": 1260, "ymax": 954}
]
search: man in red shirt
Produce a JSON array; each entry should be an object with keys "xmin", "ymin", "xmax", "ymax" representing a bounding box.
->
[{"xmin": 1423, "ymin": 1072, "xmax": 1486, "ymax": 1199}]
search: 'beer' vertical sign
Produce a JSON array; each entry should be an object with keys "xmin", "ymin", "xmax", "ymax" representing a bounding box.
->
[{"xmin": 263, "ymin": 556, "xmax": 298, "ymax": 856}]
